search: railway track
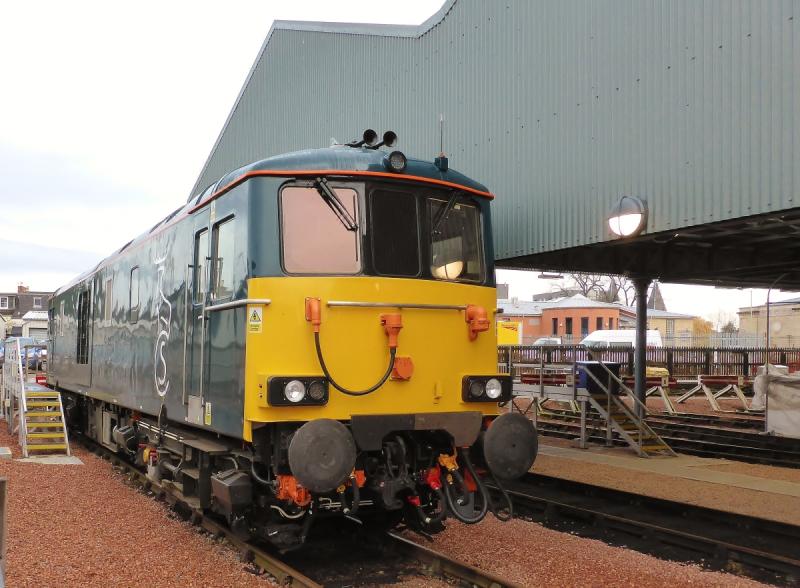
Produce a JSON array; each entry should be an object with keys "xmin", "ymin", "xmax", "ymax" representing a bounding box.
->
[
  {"xmin": 79, "ymin": 435, "xmax": 520, "ymax": 588},
  {"xmin": 493, "ymin": 473, "xmax": 800, "ymax": 586},
  {"xmin": 648, "ymin": 411, "xmax": 764, "ymax": 430},
  {"xmin": 537, "ymin": 410, "xmax": 800, "ymax": 468}
]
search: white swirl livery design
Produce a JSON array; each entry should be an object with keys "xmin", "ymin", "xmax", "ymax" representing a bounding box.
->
[{"xmin": 153, "ymin": 252, "xmax": 172, "ymax": 398}]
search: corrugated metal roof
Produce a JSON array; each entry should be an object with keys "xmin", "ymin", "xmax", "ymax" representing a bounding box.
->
[{"xmin": 192, "ymin": 0, "xmax": 800, "ymax": 265}]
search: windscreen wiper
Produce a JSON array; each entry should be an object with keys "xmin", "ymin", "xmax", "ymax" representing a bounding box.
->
[
  {"xmin": 315, "ymin": 177, "xmax": 358, "ymax": 231},
  {"xmin": 432, "ymin": 192, "xmax": 460, "ymax": 235}
]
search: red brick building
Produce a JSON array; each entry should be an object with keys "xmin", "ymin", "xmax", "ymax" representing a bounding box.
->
[{"xmin": 498, "ymin": 295, "xmax": 635, "ymax": 345}]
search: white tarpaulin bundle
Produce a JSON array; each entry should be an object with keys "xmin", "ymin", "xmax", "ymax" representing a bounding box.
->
[
  {"xmin": 751, "ymin": 364, "xmax": 788, "ymax": 411},
  {"xmin": 764, "ymin": 370, "xmax": 800, "ymax": 439}
]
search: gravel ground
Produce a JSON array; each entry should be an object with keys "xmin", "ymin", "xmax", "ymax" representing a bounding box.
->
[
  {"xmin": 535, "ymin": 436, "xmax": 800, "ymax": 525},
  {"xmin": 424, "ymin": 517, "xmax": 766, "ymax": 588},
  {"xmin": 0, "ymin": 420, "xmax": 778, "ymax": 588},
  {"xmin": 0, "ymin": 428, "xmax": 275, "ymax": 588}
]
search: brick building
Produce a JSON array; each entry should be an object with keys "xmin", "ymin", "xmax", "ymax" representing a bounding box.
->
[
  {"xmin": 498, "ymin": 294, "xmax": 697, "ymax": 345},
  {"xmin": 498, "ymin": 294, "xmax": 635, "ymax": 345}
]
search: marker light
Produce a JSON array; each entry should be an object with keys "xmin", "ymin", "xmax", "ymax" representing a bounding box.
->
[
  {"xmin": 469, "ymin": 380, "xmax": 485, "ymax": 399},
  {"xmin": 308, "ymin": 380, "xmax": 326, "ymax": 401},
  {"xmin": 384, "ymin": 151, "xmax": 407, "ymax": 173},
  {"xmin": 608, "ymin": 196, "xmax": 647, "ymax": 237},
  {"xmin": 485, "ymin": 378, "xmax": 503, "ymax": 399},
  {"xmin": 284, "ymin": 380, "xmax": 306, "ymax": 403}
]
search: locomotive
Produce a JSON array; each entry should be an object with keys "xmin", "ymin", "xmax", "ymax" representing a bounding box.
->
[{"xmin": 48, "ymin": 131, "xmax": 538, "ymax": 549}]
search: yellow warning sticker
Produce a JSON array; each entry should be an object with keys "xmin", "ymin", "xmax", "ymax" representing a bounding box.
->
[
  {"xmin": 248, "ymin": 306, "xmax": 263, "ymax": 333},
  {"xmin": 204, "ymin": 402, "xmax": 212, "ymax": 426}
]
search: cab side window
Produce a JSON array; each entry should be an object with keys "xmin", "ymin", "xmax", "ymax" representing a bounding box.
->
[
  {"xmin": 212, "ymin": 217, "xmax": 235, "ymax": 300},
  {"xmin": 194, "ymin": 229, "xmax": 208, "ymax": 303}
]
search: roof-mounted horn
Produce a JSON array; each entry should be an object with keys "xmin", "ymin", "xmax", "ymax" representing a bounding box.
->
[
  {"xmin": 346, "ymin": 129, "xmax": 378, "ymax": 148},
  {"xmin": 368, "ymin": 131, "xmax": 397, "ymax": 150}
]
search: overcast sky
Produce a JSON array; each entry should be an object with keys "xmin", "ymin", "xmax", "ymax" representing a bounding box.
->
[{"xmin": 0, "ymin": 0, "xmax": 795, "ymax": 324}]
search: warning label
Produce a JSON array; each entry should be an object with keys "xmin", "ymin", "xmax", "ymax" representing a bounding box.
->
[{"xmin": 248, "ymin": 306, "xmax": 263, "ymax": 333}]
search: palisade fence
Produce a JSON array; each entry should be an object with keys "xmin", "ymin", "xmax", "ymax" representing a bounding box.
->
[{"xmin": 498, "ymin": 345, "xmax": 800, "ymax": 379}]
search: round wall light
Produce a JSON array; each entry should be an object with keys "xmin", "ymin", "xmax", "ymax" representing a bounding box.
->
[{"xmin": 608, "ymin": 196, "xmax": 648, "ymax": 238}]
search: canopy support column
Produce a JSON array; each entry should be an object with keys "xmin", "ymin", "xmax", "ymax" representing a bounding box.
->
[{"xmin": 633, "ymin": 277, "xmax": 651, "ymax": 418}]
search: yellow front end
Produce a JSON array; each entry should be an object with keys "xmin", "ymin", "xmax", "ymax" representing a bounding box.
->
[{"xmin": 242, "ymin": 276, "xmax": 501, "ymax": 441}]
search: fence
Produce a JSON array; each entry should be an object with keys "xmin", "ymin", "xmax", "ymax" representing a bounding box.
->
[{"xmin": 498, "ymin": 345, "xmax": 800, "ymax": 378}]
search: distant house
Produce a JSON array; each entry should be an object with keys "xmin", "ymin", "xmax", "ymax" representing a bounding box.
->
[
  {"xmin": 0, "ymin": 284, "xmax": 53, "ymax": 338},
  {"xmin": 642, "ymin": 308, "xmax": 696, "ymax": 345},
  {"xmin": 738, "ymin": 296, "xmax": 800, "ymax": 347}
]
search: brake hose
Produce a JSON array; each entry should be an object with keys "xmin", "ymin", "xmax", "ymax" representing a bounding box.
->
[
  {"xmin": 314, "ymin": 332, "xmax": 396, "ymax": 396},
  {"xmin": 443, "ymin": 448, "xmax": 490, "ymax": 525},
  {"xmin": 486, "ymin": 469, "xmax": 514, "ymax": 522}
]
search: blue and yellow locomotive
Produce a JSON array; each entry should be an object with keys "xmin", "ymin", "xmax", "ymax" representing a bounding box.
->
[{"xmin": 48, "ymin": 131, "xmax": 537, "ymax": 548}]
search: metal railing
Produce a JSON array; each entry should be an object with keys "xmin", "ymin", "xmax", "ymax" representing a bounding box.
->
[
  {"xmin": 1, "ymin": 341, "xmax": 27, "ymax": 454},
  {"xmin": 499, "ymin": 344, "xmax": 800, "ymax": 378},
  {"xmin": 508, "ymin": 345, "xmax": 675, "ymax": 457}
]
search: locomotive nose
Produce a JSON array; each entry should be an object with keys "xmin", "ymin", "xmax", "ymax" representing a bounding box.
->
[
  {"xmin": 288, "ymin": 419, "xmax": 357, "ymax": 493},
  {"xmin": 481, "ymin": 413, "xmax": 538, "ymax": 480}
]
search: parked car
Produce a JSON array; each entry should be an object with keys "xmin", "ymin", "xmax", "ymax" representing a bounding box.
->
[
  {"xmin": 580, "ymin": 329, "xmax": 663, "ymax": 349},
  {"xmin": 3, "ymin": 337, "xmax": 47, "ymax": 370},
  {"xmin": 532, "ymin": 336, "xmax": 562, "ymax": 346}
]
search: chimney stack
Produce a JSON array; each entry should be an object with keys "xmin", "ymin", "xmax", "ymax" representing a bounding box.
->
[{"xmin": 17, "ymin": 283, "xmax": 29, "ymax": 294}]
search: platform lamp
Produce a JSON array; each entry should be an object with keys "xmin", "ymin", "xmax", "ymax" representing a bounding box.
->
[{"xmin": 608, "ymin": 196, "xmax": 648, "ymax": 238}]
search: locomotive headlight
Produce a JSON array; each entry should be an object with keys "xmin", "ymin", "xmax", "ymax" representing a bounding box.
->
[
  {"xmin": 485, "ymin": 378, "xmax": 502, "ymax": 399},
  {"xmin": 462, "ymin": 376, "xmax": 511, "ymax": 403},
  {"xmin": 284, "ymin": 380, "xmax": 306, "ymax": 403},
  {"xmin": 469, "ymin": 380, "xmax": 485, "ymax": 399},
  {"xmin": 383, "ymin": 150, "xmax": 407, "ymax": 173},
  {"xmin": 308, "ymin": 380, "xmax": 326, "ymax": 401}
]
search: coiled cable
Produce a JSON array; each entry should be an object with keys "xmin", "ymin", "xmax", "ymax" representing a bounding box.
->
[{"xmin": 314, "ymin": 332, "xmax": 396, "ymax": 396}]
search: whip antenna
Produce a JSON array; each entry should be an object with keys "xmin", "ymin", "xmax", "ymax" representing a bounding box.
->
[{"xmin": 435, "ymin": 113, "xmax": 448, "ymax": 171}]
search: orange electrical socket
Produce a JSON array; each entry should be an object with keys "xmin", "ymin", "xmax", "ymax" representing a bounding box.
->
[{"xmin": 391, "ymin": 356, "xmax": 414, "ymax": 380}]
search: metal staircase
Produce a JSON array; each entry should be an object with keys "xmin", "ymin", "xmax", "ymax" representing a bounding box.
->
[
  {"xmin": 580, "ymin": 362, "xmax": 675, "ymax": 458},
  {"xmin": 1, "ymin": 340, "xmax": 70, "ymax": 457}
]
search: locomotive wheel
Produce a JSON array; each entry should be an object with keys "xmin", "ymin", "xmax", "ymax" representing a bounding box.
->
[{"xmin": 288, "ymin": 419, "xmax": 357, "ymax": 493}]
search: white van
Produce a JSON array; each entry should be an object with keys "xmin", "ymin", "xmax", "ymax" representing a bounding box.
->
[{"xmin": 580, "ymin": 329, "xmax": 663, "ymax": 349}]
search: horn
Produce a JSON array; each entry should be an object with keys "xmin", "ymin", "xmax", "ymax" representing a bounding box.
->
[
  {"xmin": 346, "ymin": 129, "xmax": 378, "ymax": 148},
  {"xmin": 368, "ymin": 130, "xmax": 398, "ymax": 149}
]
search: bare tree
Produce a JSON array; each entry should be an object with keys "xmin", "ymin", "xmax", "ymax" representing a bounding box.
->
[{"xmin": 555, "ymin": 273, "xmax": 636, "ymax": 305}]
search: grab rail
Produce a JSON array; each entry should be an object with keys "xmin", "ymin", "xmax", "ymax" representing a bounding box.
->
[
  {"xmin": 204, "ymin": 298, "xmax": 272, "ymax": 313},
  {"xmin": 327, "ymin": 300, "xmax": 466, "ymax": 311}
]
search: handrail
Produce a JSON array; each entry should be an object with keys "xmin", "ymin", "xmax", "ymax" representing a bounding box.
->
[
  {"xmin": 583, "ymin": 346, "xmax": 650, "ymax": 416},
  {"xmin": 204, "ymin": 298, "xmax": 272, "ymax": 313},
  {"xmin": 327, "ymin": 300, "xmax": 466, "ymax": 311}
]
